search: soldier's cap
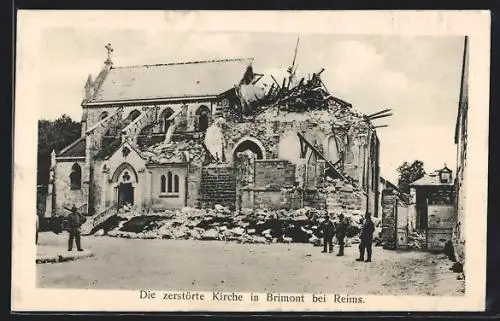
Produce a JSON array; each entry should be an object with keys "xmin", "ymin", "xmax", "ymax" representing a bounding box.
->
[{"xmin": 71, "ymin": 205, "xmax": 78, "ymax": 213}]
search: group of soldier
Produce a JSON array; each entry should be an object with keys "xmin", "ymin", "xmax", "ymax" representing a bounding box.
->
[{"xmin": 320, "ymin": 211, "xmax": 375, "ymax": 262}]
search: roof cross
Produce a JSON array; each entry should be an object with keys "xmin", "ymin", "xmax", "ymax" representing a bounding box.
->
[{"xmin": 105, "ymin": 43, "xmax": 114, "ymax": 65}]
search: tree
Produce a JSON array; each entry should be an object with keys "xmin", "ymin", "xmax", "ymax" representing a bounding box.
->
[
  {"xmin": 397, "ymin": 160, "xmax": 426, "ymax": 194},
  {"xmin": 37, "ymin": 115, "xmax": 81, "ymax": 189}
]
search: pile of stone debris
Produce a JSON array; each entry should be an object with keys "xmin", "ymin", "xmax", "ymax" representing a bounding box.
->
[
  {"xmin": 407, "ymin": 230, "xmax": 427, "ymax": 250},
  {"xmin": 98, "ymin": 205, "xmax": 382, "ymax": 246},
  {"xmin": 141, "ymin": 137, "xmax": 208, "ymax": 164}
]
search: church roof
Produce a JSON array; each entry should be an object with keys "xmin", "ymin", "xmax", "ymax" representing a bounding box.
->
[
  {"xmin": 57, "ymin": 137, "xmax": 86, "ymax": 157},
  {"xmin": 88, "ymin": 58, "xmax": 254, "ymax": 104}
]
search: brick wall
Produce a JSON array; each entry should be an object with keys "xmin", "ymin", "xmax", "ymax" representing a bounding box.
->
[{"xmin": 200, "ymin": 164, "xmax": 236, "ymax": 209}]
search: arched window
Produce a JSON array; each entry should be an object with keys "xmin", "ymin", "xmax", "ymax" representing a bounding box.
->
[
  {"xmin": 127, "ymin": 109, "xmax": 141, "ymax": 122},
  {"xmin": 160, "ymin": 108, "xmax": 174, "ymax": 133},
  {"xmin": 70, "ymin": 163, "xmax": 82, "ymax": 190},
  {"xmin": 174, "ymin": 174, "xmax": 179, "ymax": 193},
  {"xmin": 99, "ymin": 111, "xmax": 109, "ymax": 121},
  {"xmin": 160, "ymin": 175, "xmax": 166, "ymax": 193},
  {"xmin": 195, "ymin": 105, "xmax": 211, "ymax": 132},
  {"xmin": 167, "ymin": 172, "xmax": 173, "ymax": 193}
]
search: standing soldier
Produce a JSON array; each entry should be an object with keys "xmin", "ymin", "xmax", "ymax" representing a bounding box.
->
[
  {"xmin": 67, "ymin": 205, "xmax": 86, "ymax": 252},
  {"xmin": 356, "ymin": 212, "xmax": 375, "ymax": 262},
  {"xmin": 320, "ymin": 214, "xmax": 335, "ymax": 253},
  {"xmin": 336, "ymin": 213, "xmax": 348, "ymax": 256}
]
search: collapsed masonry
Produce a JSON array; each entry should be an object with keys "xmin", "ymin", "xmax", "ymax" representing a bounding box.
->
[
  {"xmin": 98, "ymin": 204, "xmax": 383, "ymax": 246},
  {"xmin": 201, "ymin": 67, "xmax": 382, "ymax": 218},
  {"xmin": 131, "ymin": 66, "xmax": 381, "ymax": 218},
  {"xmin": 48, "ymin": 55, "xmax": 384, "ymax": 236}
]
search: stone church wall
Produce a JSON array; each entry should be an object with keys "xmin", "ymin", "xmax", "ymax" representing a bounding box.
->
[{"xmin": 53, "ymin": 159, "xmax": 88, "ymax": 216}]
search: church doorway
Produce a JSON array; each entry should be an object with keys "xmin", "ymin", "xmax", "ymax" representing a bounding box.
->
[
  {"xmin": 111, "ymin": 164, "xmax": 139, "ymax": 208},
  {"xmin": 117, "ymin": 183, "xmax": 134, "ymax": 206}
]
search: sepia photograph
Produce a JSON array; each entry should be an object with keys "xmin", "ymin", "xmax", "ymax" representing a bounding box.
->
[{"xmin": 13, "ymin": 10, "xmax": 490, "ymax": 312}]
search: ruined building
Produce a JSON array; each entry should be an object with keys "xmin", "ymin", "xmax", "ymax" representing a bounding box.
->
[{"xmin": 44, "ymin": 49, "xmax": 381, "ymax": 233}]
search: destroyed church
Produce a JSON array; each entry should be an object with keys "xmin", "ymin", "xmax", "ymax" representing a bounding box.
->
[{"xmin": 45, "ymin": 49, "xmax": 382, "ymax": 233}]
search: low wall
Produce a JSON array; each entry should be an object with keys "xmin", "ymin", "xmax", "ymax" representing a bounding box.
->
[{"xmin": 200, "ymin": 164, "xmax": 236, "ymax": 210}]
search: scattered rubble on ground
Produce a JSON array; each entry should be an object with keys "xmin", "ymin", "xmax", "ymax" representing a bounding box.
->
[
  {"xmin": 407, "ymin": 230, "xmax": 426, "ymax": 250},
  {"xmin": 98, "ymin": 205, "xmax": 383, "ymax": 246}
]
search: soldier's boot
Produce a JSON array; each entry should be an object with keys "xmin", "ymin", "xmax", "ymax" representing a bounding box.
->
[
  {"xmin": 365, "ymin": 245, "xmax": 372, "ymax": 262},
  {"xmin": 356, "ymin": 247, "xmax": 364, "ymax": 261}
]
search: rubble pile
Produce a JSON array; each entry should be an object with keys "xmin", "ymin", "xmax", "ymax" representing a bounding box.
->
[
  {"xmin": 140, "ymin": 137, "xmax": 207, "ymax": 164},
  {"xmin": 246, "ymin": 69, "xmax": 366, "ymax": 127},
  {"xmin": 257, "ymin": 71, "xmax": 352, "ymax": 114},
  {"xmin": 407, "ymin": 230, "xmax": 426, "ymax": 250},
  {"xmin": 101, "ymin": 205, "xmax": 382, "ymax": 246}
]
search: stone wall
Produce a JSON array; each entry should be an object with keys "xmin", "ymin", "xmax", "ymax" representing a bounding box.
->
[
  {"xmin": 254, "ymin": 160, "xmax": 296, "ymax": 188},
  {"xmin": 238, "ymin": 159, "xmax": 298, "ymax": 210},
  {"xmin": 381, "ymin": 189, "xmax": 398, "ymax": 250},
  {"xmin": 88, "ymin": 159, "xmax": 104, "ymax": 215},
  {"xmin": 186, "ymin": 162, "xmax": 202, "ymax": 208},
  {"xmin": 216, "ymin": 111, "xmax": 380, "ymax": 216},
  {"xmin": 149, "ymin": 166, "xmax": 187, "ymax": 210},
  {"xmin": 200, "ymin": 164, "xmax": 236, "ymax": 209},
  {"xmin": 53, "ymin": 159, "xmax": 88, "ymax": 216}
]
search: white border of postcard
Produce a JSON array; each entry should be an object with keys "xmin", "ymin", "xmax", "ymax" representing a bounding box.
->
[{"xmin": 12, "ymin": 10, "xmax": 490, "ymax": 312}]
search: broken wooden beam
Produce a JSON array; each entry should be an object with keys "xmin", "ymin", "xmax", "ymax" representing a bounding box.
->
[
  {"xmin": 368, "ymin": 113, "xmax": 393, "ymax": 120},
  {"xmin": 366, "ymin": 108, "xmax": 392, "ymax": 118},
  {"xmin": 271, "ymin": 75, "xmax": 281, "ymax": 88},
  {"xmin": 251, "ymin": 74, "xmax": 264, "ymax": 85},
  {"xmin": 297, "ymin": 132, "xmax": 350, "ymax": 183}
]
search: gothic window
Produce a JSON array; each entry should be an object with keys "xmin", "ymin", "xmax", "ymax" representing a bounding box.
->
[
  {"xmin": 174, "ymin": 174, "xmax": 179, "ymax": 193},
  {"xmin": 70, "ymin": 163, "xmax": 82, "ymax": 190},
  {"xmin": 160, "ymin": 175, "xmax": 166, "ymax": 193},
  {"xmin": 167, "ymin": 172, "xmax": 173, "ymax": 193},
  {"xmin": 162, "ymin": 171, "xmax": 180, "ymax": 195}
]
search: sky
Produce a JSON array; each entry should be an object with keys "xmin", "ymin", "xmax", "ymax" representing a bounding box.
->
[{"xmin": 37, "ymin": 29, "xmax": 466, "ymax": 183}]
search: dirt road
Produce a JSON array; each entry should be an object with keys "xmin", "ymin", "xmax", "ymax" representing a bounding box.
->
[{"xmin": 37, "ymin": 232, "xmax": 464, "ymax": 296}]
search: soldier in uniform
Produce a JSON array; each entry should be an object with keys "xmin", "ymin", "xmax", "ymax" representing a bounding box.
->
[
  {"xmin": 356, "ymin": 212, "xmax": 375, "ymax": 262},
  {"xmin": 335, "ymin": 213, "xmax": 348, "ymax": 256},
  {"xmin": 67, "ymin": 205, "xmax": 86, "ymax": 251},
  {"xmin": 320, "ymin": 214, "xmax": 335, "ymax": 253}
]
